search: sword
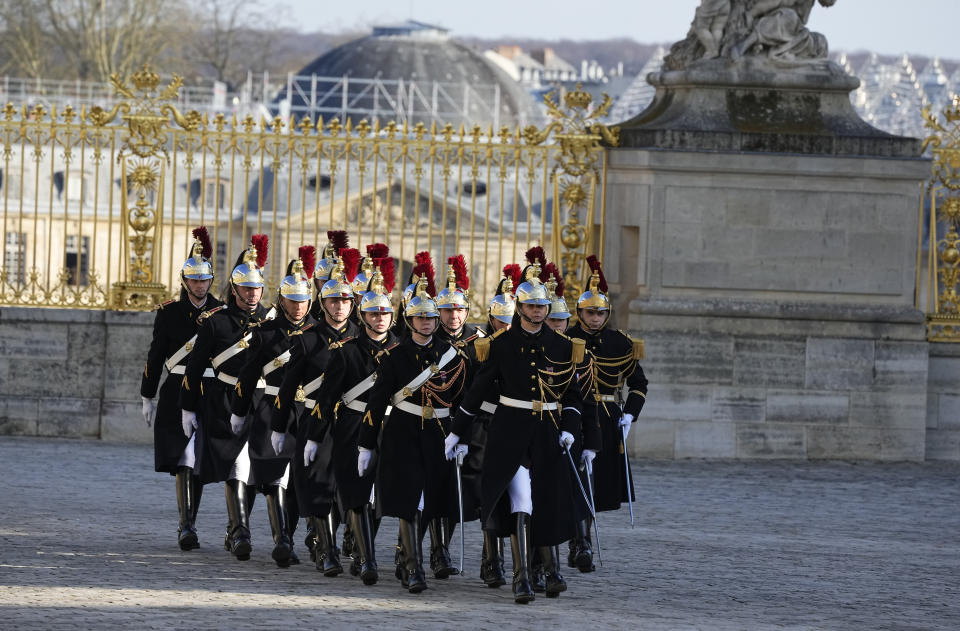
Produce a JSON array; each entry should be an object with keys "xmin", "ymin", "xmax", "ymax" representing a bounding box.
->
[
  {"xmin": 583, "ymin": 459, "xmax": 603, "ymax": 567},
  {"xmin": 565, "ymin": 446, "xmax": 602, "ymax": 565},
  {"xmin": 622, "ymin": 425, "xmax": 635, "ymax": 528},
  {"xmin": 455, "ymin": 450, "xmax": 465, "ymax": 576}
]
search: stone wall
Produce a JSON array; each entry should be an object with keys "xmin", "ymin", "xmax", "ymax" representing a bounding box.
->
[
  {"xmin": 606, "ymin": 147, "xmax": 943, "ymax": 461},
  {"xmin": 0, "ymin": 307, "xmax": 153, "ymax": 444},
  {"xmin": 925, "ymin": 343, "xmax": 960, "ymax": 460}
]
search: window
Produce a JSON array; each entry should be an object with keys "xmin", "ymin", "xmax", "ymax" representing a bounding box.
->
[
  {"xmin": 65, "ymin": 235, "xmax": 90, "ymax": 285},
  {"xmin": 216, "ymin": 240, "xmax": 227, "ymax": 279},
  {"xmin": 4, "ymin": 232, "xmax": 25, "ymax": 284},
  {"xmin": 205, "ymin": 181, "xmax": 225, "ymax": 210}
]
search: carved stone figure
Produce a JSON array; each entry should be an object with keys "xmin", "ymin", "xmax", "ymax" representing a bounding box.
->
[
  {"xmin": 692, "ymin": 0, "xmax": 732, "ymax": 60},
  {"xmin": 733, "ymin": 0, "xmax": 837, "ymax": 60},
  {"xmin": 665, "ymin": 0, "xmax": 838, "ymax": 71}
]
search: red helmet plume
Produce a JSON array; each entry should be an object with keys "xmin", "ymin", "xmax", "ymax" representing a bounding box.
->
[
  {"xmin": 328, "ymin": 230, "xmax": 349, "ymax": 252},
  {"xmin": 298, "ymin": 245, "xmax": 316, "ymax": 279},
  {"xmin": 339, "ymin": 247, "xmax": 361, "ymax": 282},
  {"xmin": 525, "ymin": 245, "xmax": 546, "ymax": 269},
  {"xmin": 366, "ymin": 243, "xmax": 389, "ymax": 260},
  {"xmin": 543, "ymin": 262, "xmax": 564, "ymax": 296},
  {"xmin": 502, "ymin": 263, "xmax": 522, "ymax": 290},
  {"xmin": 376, "ymin": 257, "xmax": 395, "ymax": 293},
  {"xmin": 414, "ymin": 251, "xmax": 432, "ymax": 269},
  {"xmin": 251, "ymin": 234, "xmax": 268, "ymax": 268},
  {"xmin": 449, "ymin": 254, "xmax": 469, "ymax": 290},
  {"xmin": 586, "ymin": 255, "xmax": 607, "ymax": 293},
  {"xmin": 192, "ymin": 226, "xmax": 212, "ymax": 259}
]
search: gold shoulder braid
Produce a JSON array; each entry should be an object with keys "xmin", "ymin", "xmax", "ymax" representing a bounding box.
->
[
  {"xmin": 571, "ymin": 338, "xmax": 586, "ymax": 364},
  {"xmin": 329, "ymin": 335, "xmax": 356, "ymax": 350},
  {"xmin": 474, "ymin": 337, "xmax": 491, "ymax": 363},
  {"xmin": 375, "ymin": 341, "xmax": 400, "ymax": 360},
  {"xmin": 156, "ymin": 298, "xmax": 175, "ymax": 311},
  {"xmin": 630, "ymin": 337, "xmax": 645, "ymax": 361},
  {"xmin": 196, "ymin": 304, "xmax": 226, "ymax": 323}
]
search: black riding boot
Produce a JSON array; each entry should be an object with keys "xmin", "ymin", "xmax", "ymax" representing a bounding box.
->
[
  {"xmin": 530, "ymin": 547, "xmax": 546, "ymax": 593},
  {"xmin": 224, "ymin": 480, "xmax": 252, "ymax": 560},
  {"xmin": 285, "ymin": 485, "xmax": 300, "ymax": 565},
  {"xmin": 175, "ymin": 466, "xmax": 200, "ymax": 550},
  {"xmin": 305, "ymin": 520, "xmax": 318, "ymax": 562},
  {"xmin": 265, "ymin": 485, "xmax": 293, "ymax": 567},
  {"xmin": 540, "ymin": 545, "xmax": 567, "ymax": 598},
  {"xmin": 577, "ymin": 517, "xmax": 595, "ymax": 573},
  {"xmin": 398, "ymin": 512, "xmax": 427, "ymax": 593},
  {"xmin": 348, "ymin": 504, "xmax": 379, "ymax": 585},
  {"xmin": 428, "ymin": 517, "xmax": 457, "ymax": 578},
  {"xmin": 481, "ymin": 529, "xmax": 507, "ymax": 587},
  {"xmin": 314, "ymin": 514, "xmax": 343, "ymax": 576},
  {"xmin": 510, "ymin": 512, "xmax": 535, "ymax": 604}
]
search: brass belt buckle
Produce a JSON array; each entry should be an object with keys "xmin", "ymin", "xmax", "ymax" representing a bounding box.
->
[
  {"xmin": 531, "ymin": 400, "xmax": 542, "ymax": 412},
  {"xmin": 429, "ymin": 363, "xmax": 440, "ymax": 375},
  {"xmin": 185, "ymin": 342, "xmax": 193, "ymax": 352},
  {"xmin": 422, "ymin": 405, "xmax": 435, "ymax": 419},
  {"xmin": 273, "ymin": 358, "xmax": 284, "ymax": 367},
  {"xmin": 402, "ymin": 387, "xmax": 413, "ymax": 398}
]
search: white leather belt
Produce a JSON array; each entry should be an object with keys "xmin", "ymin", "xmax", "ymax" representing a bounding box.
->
[
  {"xmin": 344, "ymin": 399, "xmax": 368, "ymax": 413},
  {"xmin": 594, "ymin": 394, "xmax": 618, "ymax": 402},
  {"xmin": 304, "ymin": 398, "xmax": 317, "ymax": 409},
  {"xmin": 264, "ymin": 385, "xmax": 280, "ymax": 396},
  {"xmin": 498, "ymin": 395, "xmax": 558, "ymax": 412},
  {"xmin": 169, "ymin": 366, "xmax": 214, "ymax": 378},
  {"xmin": 165, "ymin": 334, "xmax": 198, "ymax": 372},
  {"xmin": 217, "ymin": 373, "xmax": 265, "ymax": 389},
  {"xmin": 480, "ymin": 401, "xmax": 497, "ymax": 414},
  {"xmin": 393, "ymin": 400, "xmax": 450, "ymax": 418}
]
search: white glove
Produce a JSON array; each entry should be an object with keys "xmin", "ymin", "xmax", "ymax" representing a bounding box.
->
[
  {"xmin": 358, "ymin": 447, "xmax": 373, "ymax": 477},
  {"xmin": 559, "ymin": 430, "xmax": 574, "ymax": 449},
  {"xmin": 180, "ymin": 409, "xmax": 197, "ymax": 438},
  {"xmin": 304, "ymin": 440, "xmax": 318, "ymax": 465},
  {"xmin": 141, "ymin": 397, "xmax": 156, "ymax": 427},
  {"xmin": 620, "ymin": 413, "xmax": 634, "ymax": 440},
  {"xmin": 443, "ymin": 433, "xmax": 461, "ymax": 461},
  {"xmin": 454, "ymin": 444, "xmax": 468, "ymax": 463},
  {"xmin": 270, "ymin": 431, "xmax": 285, "ymax": 455},
  {"xmin": 230, "ymin": 413, "xmax": 245, "ymax": 435},
  {"xmin": 581, "ymin": 448, "xmax": 597, "ymax": 474}
]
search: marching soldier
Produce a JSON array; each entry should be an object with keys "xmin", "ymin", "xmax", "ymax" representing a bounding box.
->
[
  {"xmin": 228, "ymin": 250, "xmax": 317, "ymax": 567},
  {"xmin": 358, "ymin": 270, "xmax": 469, "ymax": 594},
  {"xmin": 179, "ymin": 234, "xmax": 273, "ymax": 562},
  {"xmin": 470, "ymin": 265, "xmax": 519, "ymax": 588},
  {"xmin": 428, "ymin": 254, "xmax": 483, "ymax": 579},
  {"xmin": 395, "ymin": 250, "xmax": 434, "ymax": 338},
  {"xmin": 448, "ymin": 262, "xmax": 585, "ymax": 604},
  {"xmin": 566, "ymin": 255, "xmax": 648, "ymax": 572},
  {"xmin": 311, "ymin": 257, "xmax": 399, "ymax": 585},
  {"xmin": 270, "ymin": 255, "xmax": 360, "ymax": 576},
  {"xmin": 141, "ymin": 226, "xmax": 221, "ymax": 551}
]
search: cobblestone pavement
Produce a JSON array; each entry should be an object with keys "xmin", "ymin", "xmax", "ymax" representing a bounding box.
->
[{"xmin": 0, "ymin": 437, "xmax": 958, "ymax": 630}]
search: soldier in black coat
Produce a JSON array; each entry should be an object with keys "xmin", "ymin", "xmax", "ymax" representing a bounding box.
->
[
  {"xmin": 311, "ymin": 258, "xmax": 397, "ymax": 586},
  {"xmin": 566, "ymin": 256, "xmax": 648, "ymax": 571},
  {"xmin": 228, "ymin": 255, "xmax": 316, "ymax": 567},
  {"xmin": 179, "ymin": 235, "xmax": 273, "ymax": 562},
  {"xmin": 448, "ymin": 264, "xmax": 586, "ymax": 604},
  {"xmin": 357, "ymin": 276, "xmax": 468, "ymax": 594},
  {"xmin": 427, "ymin": 256, "xmax": 483, "ymax": 579},
  {"xmin": 269, "ymin": 260, "xmax": 360, "ymax": 576},
  {"xmin": 140, "ymin": 227, "xmax": 221, "ymax": 551}
]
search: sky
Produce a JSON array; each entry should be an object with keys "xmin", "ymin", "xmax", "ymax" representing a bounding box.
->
[{"xmin": 279, "ymin": 0, "xmax": 959, "ymax": 58}]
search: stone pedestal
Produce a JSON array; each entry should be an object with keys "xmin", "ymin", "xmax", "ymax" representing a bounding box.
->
[{"xmin": 604, "ymin": 148, "xmax": 933, "ymax": 460}]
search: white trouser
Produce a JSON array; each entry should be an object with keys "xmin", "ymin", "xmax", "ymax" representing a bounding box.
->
[
  {"xmin": 507, "ymin": 466, "xmax": 533, "ymax": 515},
  {"xmin": 228, "ymin": 442, "xmax": 252, "ymax": 485},
  {"xmin": 177, "ymin": 433, "xmax": 196, "ymax": 469}
]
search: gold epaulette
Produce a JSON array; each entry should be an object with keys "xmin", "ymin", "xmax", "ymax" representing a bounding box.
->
[
  {"xmin": 474, "ymin": 337, "xmax": 490, "ymax": 362},
  {"xmin": 571, "ymin": 338, "xmax": 586, "ymax": 364},
  {"xmin": 630, "ymin": 336, "xmax": 645, "ymax": 361},
  {"xmin": 155, "ymin": 298, "xmax": 176, "ymax": 311},
  {"xmin": 197, "ymin": 304, "xmax": 226, "ymax": 322},
  {"xmin": 329, "ymin": 335, "xmax": 356, "ymax": 351},
  {"xmin": 375, "ymin": 341, "xmax": 400, "ymax": 360}
]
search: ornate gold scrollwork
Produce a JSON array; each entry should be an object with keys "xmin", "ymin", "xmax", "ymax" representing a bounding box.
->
[
  {"xmin": 921, "ymin": 97, "xmax": 960, "ymax": 342},
  {"xmin": 98, "ymin": 64, "xmax": 200, "ymax": 310},
  {"xmin": 533, "ymin": 84, "xmax": 619, "ymax": 309}
]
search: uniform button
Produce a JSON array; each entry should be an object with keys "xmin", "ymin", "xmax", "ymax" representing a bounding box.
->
[
  {"xmin": 530, "ymin": 375, "xmax": 535, "ymax": 380},
  {"xmin": 530, "ymin": 361, "xmax": 536, "ymax": 366},
  {"xmin": 530, "ymin": 387, "xmax": 536, "ymax": 392}
]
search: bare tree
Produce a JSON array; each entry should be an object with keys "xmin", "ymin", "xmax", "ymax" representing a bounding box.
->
[{"xmin": 0, "ymin": 0, "xmax": 188, "ymax": 81}]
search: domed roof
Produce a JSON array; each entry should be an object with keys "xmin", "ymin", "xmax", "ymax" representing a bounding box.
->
[{"xmin": 280, "ymin": 22, "xmax": 539, "ymax": 129}]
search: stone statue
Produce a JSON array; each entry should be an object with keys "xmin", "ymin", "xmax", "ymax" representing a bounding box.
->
[
  {"xmin": 692, "ymin": 0, "xmax": 732, "ymax": 59},
  {"xmin": 667, "ymin": 0, "xmax": 838, "ymax": 71}
]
